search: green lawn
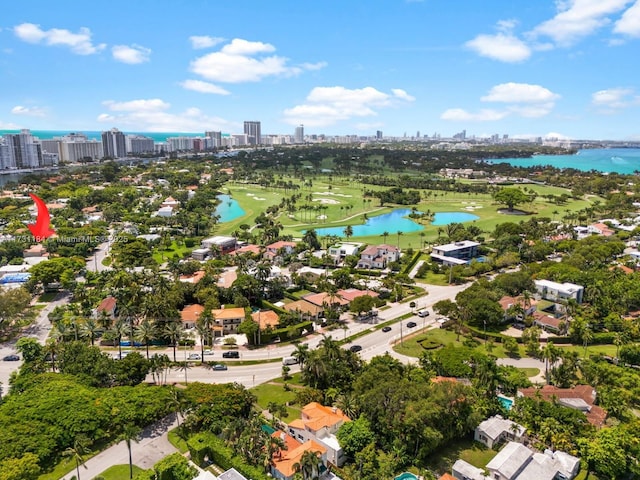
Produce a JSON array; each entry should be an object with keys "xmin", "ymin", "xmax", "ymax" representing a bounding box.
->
[
  {"xmin": 168, "ymin": 427, "xmax": 189, "ymax": 453},
  {"xmin": 518, "ymin": 367, "xmax": 541, "ymax": 378},
  {"xmin": 557, "ymin": 344, "xmax": 618, "ymax": 358},
  {"xmin": 251, "ymin": 382, "xmax": 301, "ymax": 419},
  {"xmin": 424, "ymin": 437, "xmax": 497, "ymax": 474},
  {"xmin": 97, "ymin": 464, "xmax": 144, "ymax": 479},
  {"xmin": 393, "ymin": 327, "xmax": 525, "ymax": 359},
  {"xmin": 37, "ymin": 292, "xmax": 58, "ymax": 302},
  {"xmin": 152, "ymin": 240, "xmax": 193, "ymax": 263}
]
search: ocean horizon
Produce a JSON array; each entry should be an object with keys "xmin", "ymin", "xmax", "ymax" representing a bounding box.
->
[{"xmin": 0, "ymin": 129, "xmax": 205, "ymax": 143}]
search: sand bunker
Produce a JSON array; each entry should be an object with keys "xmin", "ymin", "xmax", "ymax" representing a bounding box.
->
[
  {"xmin": 317, "ymin": 214, "xmax": 327, "ymax": 220},
  {"xmin": 313, "ymin": 198, "xmax": 340, "ymax": 204},
  {"xmin": 254, "ymin": 197, "xmax": 266, "ymax": 201},
  {"xmin": 314, "ymin": 192, "xmax": 353, "ymax": 198}
]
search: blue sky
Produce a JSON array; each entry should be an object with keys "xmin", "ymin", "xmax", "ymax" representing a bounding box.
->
[{"xmin": 1, "ymin": 0, "xmax": 640, "ymax": 139}]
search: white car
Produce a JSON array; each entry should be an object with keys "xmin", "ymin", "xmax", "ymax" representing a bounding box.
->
[
  {"xmin": 203, "ymin": 349, "xmax": 214, "ymax": 355},
  {"xmin": 188, "ymin": 353, "xmax": 202, "ymax": 360}
]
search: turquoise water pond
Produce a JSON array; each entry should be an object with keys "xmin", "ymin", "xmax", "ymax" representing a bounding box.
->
[
  {"xmin": 311, "ymin": 209, "xmax": 478, "ymax": 237},
  {"xmin": 214, "ymin": 194, "xmax": 246, "ymax": 222}
]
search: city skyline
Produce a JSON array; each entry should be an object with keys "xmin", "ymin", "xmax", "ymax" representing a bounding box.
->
[{"xmin": 1, "ymin": 1, "xmax": 640, "ymax": 140}]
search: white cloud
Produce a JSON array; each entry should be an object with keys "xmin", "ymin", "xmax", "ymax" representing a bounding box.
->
[
  {"xmin": 189, "ymin": 35, "xmax": 225, "ymax": 49},
  {"xmin": 180, "ymin": 79, "xmax": 230, "ymax": 95},
  {"xmin": 480, "ymin": 83, "xmax": 560, "ymax": 103},
  {"xmin": 614, "ymin": 0, "xmax": 640, "ymax": 36},
  {"xmin": 465, "ymin": 32, "xmax": 531, "ymax": 62},
  {"xmin": 102, "ymin": 99, "xmax": 170, "ymax": 112},
  {"xmin": 189, "ymin": 38, "xmax": 326, "ymax": 83},
  {"xmin": 112, "ymin": 44, "xmax": 151, "ymax": 64},
  {"xmin": 440, "ymin": 108, "xmax": 509, "ymax": 121},
  {"xmin": 442, "ymin": 82, "xmax": 559, "ymax": 121},
  {"xmin": 591, "ymin": 87, "xmax": 639, "ymax": 110},
  {"xmin": 10, "ymin": 105, "xmax": 46, "ymax": 117},
  {"xmin": 0, "ymin": 120, "xmax": 22, "ymax": 129},
  {"xmin": 98, "ymin": 98, "xmax": 234, "ymax": 132},
  {"xmin": 530, "ymin": 0, "xmax": 632, "ymax": 46},
  {"xmin": 282, "ymin": 86, "xmax": 414, "ymax": 127},
  {"xmin": 13, "ymin": 23, "xmax": 106, "ymax": 55}
]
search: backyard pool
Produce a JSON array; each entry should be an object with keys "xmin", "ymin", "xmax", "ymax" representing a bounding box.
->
[
  {"xmin": 395, "ymin": 473, "xmax": 419, "ymax": 480},
  {"xmin": 431, "ymin": 211, "xmax": 479, "ymax": 225},
  {"xmin": 214, "ymin": 194, "xmax": 246, "ymax": 222},
  {"xmin": 498, "ymin": 395, "xmax": 514, "ymax": 410}
]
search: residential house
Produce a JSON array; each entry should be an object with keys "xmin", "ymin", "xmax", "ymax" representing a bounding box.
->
[
  {"xmin": 94, "ymin": 296, "xmax": 117, "ymax": 320},
  {"xmin": 303, "ymin": 292, "xmax": 349, "ymax": 311},
  {"xmin": 517, "ymin": 385, "xmax": 606, "ymax": 427},
  {"xmin": 337, "ymin": 288, "xmax": 380, "ymax": 303},
  {"xmin": 181, "ymin": 304, "xmax": 204, "ymax": 329},
  {"xmin": 498, "ymin": 296, "xmax": 537, "ymax": 322},
  {"xmin": 201, "ymin": 236, "xmax": 237, "ymax": 255},
  {"xmin": 161, "ymin": 196, "xmax": 180, "ymax": 209},
  {"xmin": 287, "ymin": 402, "xmax": 351, "ymax": 468},
  {"xmin": 23, "ymin": 244, "xmax": 48, "ymax": 258},
  {"xmin": 191, "ymin": 248, "xmax": 211, "ymax": 261},
  {"xmin": 532, "ymin": 311, "xmax": 566, "ymax": 334},
  {"xmin": 453, "ymin": 442, "xmax": 580, "ymax": 480},
  {"xmin": 328, "ymin": 242, "xmax": 361, "ymax": 262},
  {"xmin": 270, "ymin": 430, "xmax": 328, "ymax": 480},
  {"xmin": 534, "ymin": 279, "xmax": 584, "ymax": 304},
  {"xmin": 283, "ymin": 300, "xmax": 324, "ymax": 321},
  {"xmin": 217, "ymin": 468, "xmax": 248, "ymax": 480},
  {"xmin": 431, "ymin": 240, "xmax": 480, "ymax": 266},
  {"xmin": 474, "ymin": 415, "xmax": 526, "ymax": 449},
  {"xmin": 156, "ymin": 206, "xmax": 174, "ymax": 217},
  {"xmin": 587, "ymin": 222, "xmax": 615, "ymax": 237},
  {"xmin": 216, "ymin": 269, "xmax": 238, "ymax": 289},
  {"xmin": 210, "ymin": 307, "xmax": 246, "ymax": 336},
  {"xmin": 251, "ymin": 309, "xmax": 280, "ymax": 330},
  {"xmin": 179, "ymin": 270, "xmax": 206, "ymax": 284},
  {"xmin": 229, "ymin": 244, "xmax": 261, "ymax": 256},
  {"xmin": 265, "ymin": 241, "xmax": 297, "ymax": 260},
  {"xmin": 356, "ymin": 244, "xmax": 400, "ymax": 269}
]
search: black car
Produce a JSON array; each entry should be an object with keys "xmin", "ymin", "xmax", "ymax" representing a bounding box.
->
[
  {"xmin": 222, "ymin": 351, "xmax": 240, "ymax": 359},
  {"xmin": 349, "ymin": 345, "xmax": 363, "ymax": 353},
  {"xmin": 2, "ymin": 354, "xmax": 19, "ymax": 361},
  {"xmin": 212, "ymin": 364, "xmax": 228, "ymax": 371},
  {"xmin": 406, "ymin": 321, "xmax": 417, "ymax": 328},
  {"xmin": 381, "ymin": 326, "xmax": 392, "ymax": 333}
]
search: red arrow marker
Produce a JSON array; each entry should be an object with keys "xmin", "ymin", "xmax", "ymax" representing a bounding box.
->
[{"xmin": 28, "ymin": 193, "xmax": 55, "ymax": 240}]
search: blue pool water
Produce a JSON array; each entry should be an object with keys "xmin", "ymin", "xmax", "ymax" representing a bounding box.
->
[
  {"xmin": 498, "ymin": 395, "xmax": 514, "ymax": 410},
  {"xmin": 214, "ymin": 194, "xmax": 246, "ymax": 222},
  {"xmin": 312, "ymin": 209, "xmax": 423, "ymax": 237},
  {"xmin": 431, "ymin": 211, "xmax": 479, "ymax": 225},
  {"xmin": 395, "ymin": 473, "xmax": 419, "ymax": 480}
]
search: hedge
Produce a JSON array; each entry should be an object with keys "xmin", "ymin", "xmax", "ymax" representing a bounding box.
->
[
  {"xmin": 188, "ymin": 432, "xmax": 270, "ymax": 480},
  {"xmin": 260, "ymin": 299, "xmax": 288, "ymax": 315},
  {"xmin": 259, "ymin": 320, "xmax": 314, "ymax": 344},
  {"xmin": 402, "ymin": 251, "xmax": 423, "ymax": 275}
]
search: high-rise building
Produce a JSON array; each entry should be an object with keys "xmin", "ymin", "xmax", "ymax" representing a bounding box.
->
[
  {"xmin": 243, "ymin": 121, "xmax": 261, "ymax": 145},
  {"xmin": 0, "ymin": 129, "xmax": 42, "ymax": 169},
  {"xmin": 127, "ymin": 135, "xmax": 155, "ymax": 155},
  {"xmin": 376, "ymin": 130, "xmax": 383, "ymax": 140},
  {"xmin": 61, "ymin": 140, "xmax": 103, "ymax": 162},
  {"xmin": 167, "ymin": 137, "xmax": 195, "ymax": 151},
  {"xmin": 294, "ymin": 125, "xmax": 304, "ymax": 144},
  {"xmin": 101, "ymin": 128, "xmax": 127, "ymax": 158},
  {"xmin": 205, "ymin": 131, "xmax": 222, "ymax": 149}
]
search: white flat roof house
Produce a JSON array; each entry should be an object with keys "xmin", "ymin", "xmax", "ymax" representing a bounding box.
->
[
  {"xmin": 475, "ymin": 415, "xmax": 526, "ymax": 449},
  {"xmin": 431, "ymin": 240, "xmax": 480, "ymax": 265},
  {"xmin": 534, "ymin": 279, "xmax": 584, "ymax": 304}
]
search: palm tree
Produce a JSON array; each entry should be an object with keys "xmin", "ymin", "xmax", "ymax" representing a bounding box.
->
[
  {"xmin": 396, "ymin": 230, "xmax": 403, "ymax": 249},
  {"xmin": 614, "ymin": 332, "xmax": 626, "ymax": 360},
  {"xmin": 81, "ymin": 318, "xmax": 101, "ymax": 346},
  {"xmin": 113, "ymin": 319, "xmax": 129, "ymax": 360},
  {"xmin": 541, "ymin": 341, "xmax": 560, "ymax": 385},
  {"xmin": 63, "ymin": 435, "xmax": 90, "ymax": 480},
  {"xmin": 343, "ymin": 225, "xmax": 353, "ymax": 241},
  {"xmin": 335, "ymin": 392, "xmax": 358, "ymax": 419},
  {"xmin": 164, "ymin": 321, "xmax": 184, "ymax": 362},
  {"xmin": 119, "ymin": 425, "xmax": 141, "ymax": 479},
  {"xmin": 195, "ymin": 320, "xmax": 209, "ymax": 363},
  {"xmin": 294, "ymin": 450, "xmax": 322, "ymax": 480},
  {"xmin": 292, "ymin": 343, "xmax": 310, "ymax": 369},
  {"xmin": 135, "ymin": 319, "xmax": 156, "ymax": 359},
  {"xmin": 381, "ymin": 231, "xmax": 389, "ymax": 244}
]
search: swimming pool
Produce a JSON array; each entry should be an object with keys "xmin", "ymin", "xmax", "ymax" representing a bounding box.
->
[
  {"xmin": 498, "ymin": 395, "xmax": 514, "ymax": 410},
  {"xmin": 394, "ymin": 473, "xmax": 419, "ymax": 480},
  {"xmin": 431, "ymin": 211, "xmax": 479, "ymax": 225},
  {"xmin": 214, "ymin": 194, "xmax": 246, "ymax": 222}
]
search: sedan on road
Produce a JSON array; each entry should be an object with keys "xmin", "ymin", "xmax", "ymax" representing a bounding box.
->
[
  {"xmin": 381, "ymin": 326, "xmax": 392, "ymax": 333},
  {"xmin": 2, "ymin": 354, "xmax": 20, "ymax": 361},
  {"xmin": 349, "ymin": 345, "xmax": 363, "ymax": 353},
  {"xmin": 212, "ymin": 364, "xmax": 228, "ymax": 371},
  {"xmin": 406, "ymin": 321, "xmax": 417, "ymax": 328}
]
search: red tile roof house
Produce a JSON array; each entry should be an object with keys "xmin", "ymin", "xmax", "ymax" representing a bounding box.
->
[
  {"xmin": 517, "ymin": 385, "xmax": 607, "ymax": 427},
  {"xmin": 94, "ymin": 296, "xmax": 117, "ymax": 320},
  {"xmin": 286, "ymin": 402, "xmax": 350, "ymax": 469},
  {"xmin": 356, "ymin": 244, "xmax": 400, "ymax": 269},
  {"xmin": 498, "ymin": 295, "xmax": 537, "ymax": 322},
  {"xmin": 264, "ymin": 241, "xmax": 297, "ymax": 260},
  {"xmin": 337, "ymin": 288, "xmax": 380, "ymax": 303},
  {"xmin": 270, "ymin": 430, "xmax": 327, "ymax": 480},
  {"xmin": 181, "ymin": 304, "xmax": 204, "ymax": 329},
  {"xmin": 302, "ymin": 292, "xmax": 349, "ymax": 310}
]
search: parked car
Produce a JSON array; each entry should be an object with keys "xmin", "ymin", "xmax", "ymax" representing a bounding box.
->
[
  {"xmin": 222, "ymin": 351, "xmax": 240, "ymax": 359},
  {"xmin": 513, "ymin": 322, "xmax": 526, "ymax": 330},
  {"xmin": 417, "ymin": 309, "xmax": 430, "ymax": 318},
  {"xmin": 188, "ymin": 353, "xmax": 201, "ymax": 360},
  {"xmin": 203, "ymin": 349, "xmax": 214, "ymax": 355},
  {"xmin": 2, "ymin": 354, "xmax": 19, "ymax": 361},
  {"xmin": 282, "ymin": 356, "xmax": 299, "ymax": 365},
  {"xmin": 212, "ymin": 364, "xmax": 228, "ymax": 371},
  {"xmin": 120, "ymin": 340, "xmax": 143, "ymax": 347},
  {"xmin": 382, "ymin": 326, "xmax": 392, "ymax": 333},
  {"xmin": 406, "ymin": 321, "xmax": 417, "ymax": 328},
  {"xmin": 349, "ymin": 345, "xmax": 363, "ymax": 353}
]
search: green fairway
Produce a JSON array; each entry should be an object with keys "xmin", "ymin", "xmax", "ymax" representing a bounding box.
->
[{"xmin": 214, "ymin": 176, "xmax": 601, "ymax": 251}]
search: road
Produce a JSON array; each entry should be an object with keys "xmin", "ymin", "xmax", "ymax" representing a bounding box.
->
[{"xmin": 60, "ymin": 415, "xmax": 180, "ymax": 480}]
